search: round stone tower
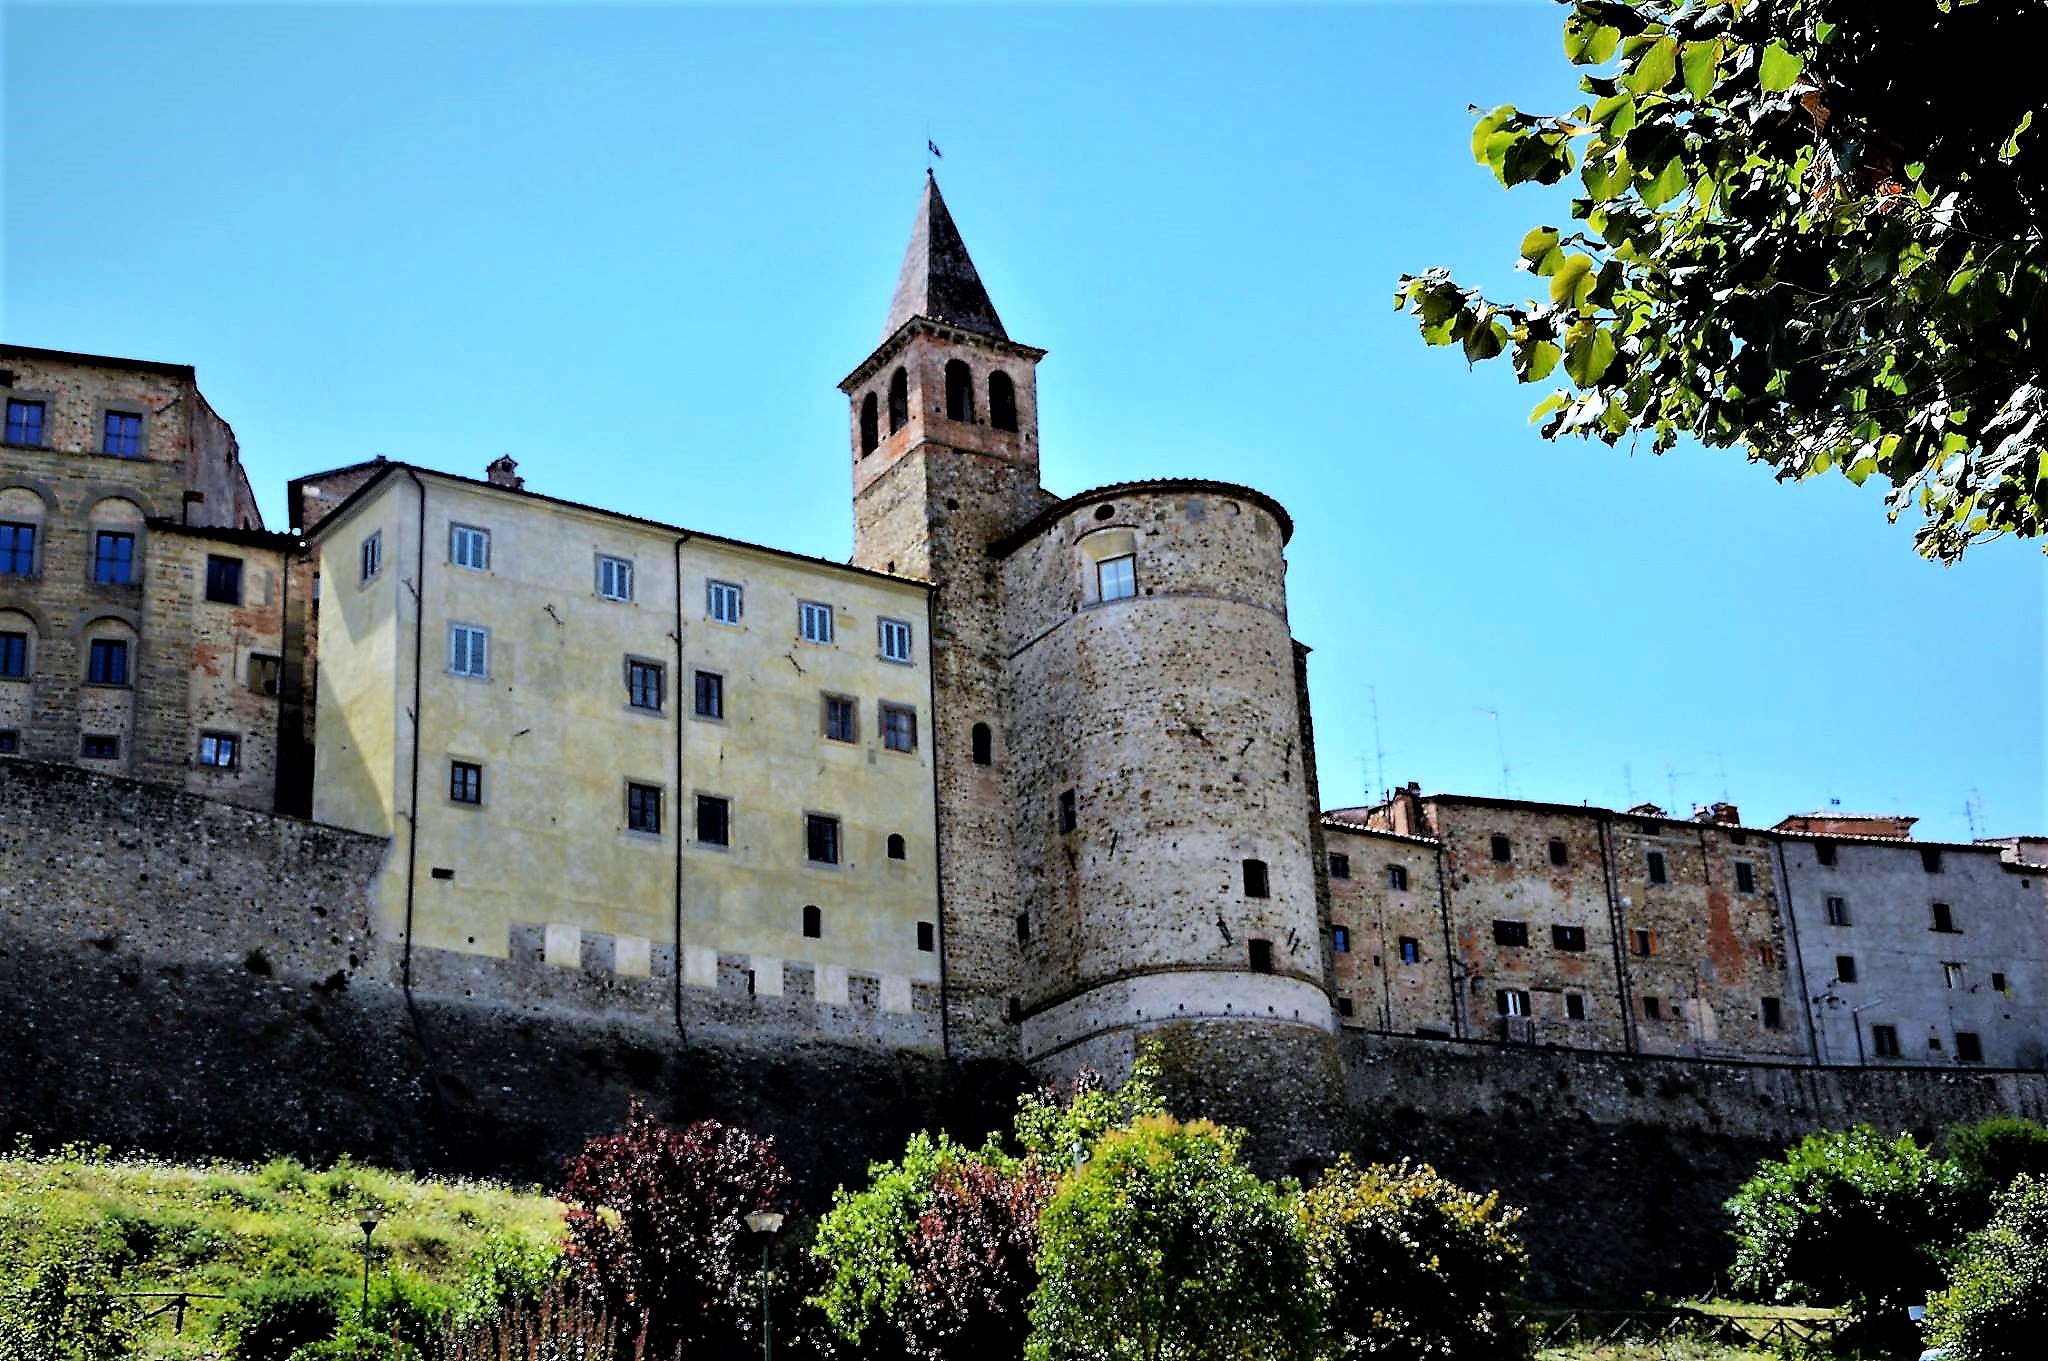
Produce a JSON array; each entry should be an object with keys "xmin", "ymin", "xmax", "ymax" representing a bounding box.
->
[{"xmin": 994, "ymin": 480, "xmax": 1341, "ymax": 1129}]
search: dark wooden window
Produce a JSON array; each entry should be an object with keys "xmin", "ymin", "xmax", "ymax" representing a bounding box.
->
[
  {"xmin": 1247, "ymin": 939, "xmax": 1274, "ymax": 973},
  {"xmin": 1564, "ymin": 993, "xmax": 1587, "ymax": 1020},
  {"xmin": 87, "ymin": 638, "xmax": 128, "ymax": 686},
  {"xmin": 0, "ymin": 730, "xmax": 18, "ymax": 754},
  {"xmin": 944, "ymin": 360, "xmax": 974, "ymax": 421},
  {"xmin": 1931, "ymin": 901, "xmax": 1958, "ymax": 933},
  {"xmin": 1492, "ymin": 920, "xmax": 1528, "ymax": 947},
  {"xmin": 1826, "ymin": 895, "xmax": 1851, "ymax": 926},
  {"xmin": 0, "ymin": 522, "xmax": 33, "ymax": 575},
  {"xmin": 205, "ymin": 555, "xmax": 243, "ymax": 605},
  {"xmin": 1242, "ymin": 859, "xmax": 1270, "ymax": 898},
  {"xmin": 693, "ymin": 670, "xmax": 724, "ymax": 719},
  {"xmin": 1642, "ymin": 996, "xmax": 1663, "ymax": 1021},
  {"xmin": 1734, "ymin": 860, "xmax": 1757, "ymax": 894},
  {"xmin": 82, "ymin": 734, "xmax": 119, "ymax": 759},
  {"xmin": 1551, "ymin": 924, "xmax": 1586, "ymax": 952},
  {"xmin": 450, "ymin": 760, "xmax": 482, "ymax": 805},
  {"xmin": 1647, "ymin": 850, "xmax": 1668, "ymax": 885},
  {"xmin": 627, "ymin": 659, "xmax": 665, "ymax": 711},
  {"xmin": 1386, "ymin": 864, "xmax": 1408, "ymax": 890},
  {"xmin": 806, "ymin": 814, "xmax": 840, "ymax": 865},
  {"xmin": 988, "ymin": 370, "xmax": 1017, "ymax": 431},
  {"xmin": 627, "ymin": 783, "xmax": 662, "ymax": 834},
  {"xmin": 881, "ymin": 703, "xmax": 917, "ymax": 753},
  {"xmin": 1872, "ymin": 1024, "xmax": 1900, "ymax": 1058},
  {"xmin": 247, "ymin": 654, "xmax": 281, "ymax": 696},
  {"xmin": 1337, "ymin": 996, "xmax": 1355, "ymax": 1018},
  {"xmin": 1327, "ymin": 852, "xmax": 1350, "ymax": 879},
  {"xmin": 824, "ymin": 695, "xmax": 856, "ymax": 743},
  {"xmin": 1633, "ymin": 929, "xmax": 1658, "ymax": 957},
  {"xmin": 695, "ymin": 794, "xmax": 730, "ymax": 847}
]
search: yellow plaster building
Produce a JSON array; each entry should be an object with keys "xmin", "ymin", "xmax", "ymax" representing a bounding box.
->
[{"xmin": 307, "ymin": 460, "xmax": 942, "ymax": 1045}]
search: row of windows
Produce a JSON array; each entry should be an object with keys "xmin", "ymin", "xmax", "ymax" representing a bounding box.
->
[
  {"xmin": 1828, "ymin": 953, "xmax": 2009, "ymax": 995},
  {"xmin": 3, "ymin": 399, "xmax": 143, "ymax": 456},
  {"xmin": 1328, "ymin": 926, "xmax": 1425, "ymax": 964},
  {"xmin": 1869, "ymin": 1025, "xmax": 1985, "ymax": 1062},
  {"xmin": 1328, "ymin": 854, "xmax": 1414, "ymax": 890},
  {"xmin": 1494, "ymin": 989, "xmax": 1592, "ymax": 1021},
  {"xmin": 0, "ymin": 632, "xmax": 279, "ymax": 695},
  {"xmin": 1821, "ymin": 894, "xmax": 1965, "ymax": 933},
  {"xmin": 856, "ymin": 364, "xmax": 1021, "ymax": 455},
  {"xmin": 361, "ymin": 526, "xmax": 919, "ymax": 664},
  {"xmin": 1815, "ymin": 842, "xmax": 1948, "ymax": 874},
  {"xmin": 1490, "ymin": 919, "xmax": 1590, "ymax": 952},
  {"xmin": 0, "ymin": 730, "xmax": 241, "ymax": 766},
  {"xmin": 0, "ymin": 522, "xmax": 249, "ymax": 603}
]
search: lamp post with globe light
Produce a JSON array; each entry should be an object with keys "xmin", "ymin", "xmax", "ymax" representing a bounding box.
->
[{"xmin": 744, "ymin": 1210, "xmax": 784, "ymax": 1361}]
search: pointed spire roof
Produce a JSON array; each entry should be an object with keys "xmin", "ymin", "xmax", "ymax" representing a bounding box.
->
[{"xmin": 882, "ymin": 173, "xmax": 1008, "ymax": 343}]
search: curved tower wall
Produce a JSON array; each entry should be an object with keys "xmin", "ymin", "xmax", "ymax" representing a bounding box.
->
[{"xmin": 997, "ymin": 484, "xmax": 1334, "ymax": 1066}]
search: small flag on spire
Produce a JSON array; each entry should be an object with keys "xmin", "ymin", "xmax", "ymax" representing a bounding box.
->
[{"xmin": 928, "ymin": 139, "xmax": 942, "ymax": 159}]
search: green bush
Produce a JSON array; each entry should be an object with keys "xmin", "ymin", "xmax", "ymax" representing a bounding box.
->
[
  {"xmin": 220, "ymin": 1277, "xmax": 351, "ymax": 1361},
  {"xmin": 1726, "ymin": 1125, "xmax": 1967, "ymax": 1351},
  {"xmin": 0, "ymin": 1260, "xmax": 130, "ymax": 1361},
  {"xmin": 1302, "ymin": 1156, "xmax": 1528, "ymax": 1361},
  {"xmin": 1945, "ymin": 1117, "xmax": 2048, "ymax": 1205},
  {"xmin": 450, "ymin": 1231, "xmax": 564, "ymax": 1329},
  {"xmin": 1924, "ymin": 1174, "xmax": 2048, "ymax": 1360},
  {"xmin": 360, "ymin": 1270, "xmax": 453, "ymax": 1351}
]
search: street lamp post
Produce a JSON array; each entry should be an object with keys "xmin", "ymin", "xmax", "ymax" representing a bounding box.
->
[
  {"xmin": 356, "ymin": 1208, "xmax": 380, "ymax": 1324},
  {"xmin": 744, "ymin": 1210, "xmax": 784, "ymax": 1361}
]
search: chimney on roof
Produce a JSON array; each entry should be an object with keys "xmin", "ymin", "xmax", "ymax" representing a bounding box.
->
[{"xmin": 486, "ymin": 455, "xmax": 524, "ymax": 490}]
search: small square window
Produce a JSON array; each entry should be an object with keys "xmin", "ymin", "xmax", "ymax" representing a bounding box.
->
[
  {"xmin": 879, "ymin": 617, "xmax": 914, "ymax": 664},
  {"xmin": 598, "ymin": 555, "xmax": 634, "ymax": 601},
  {"xmin": 1489, "ymin": 834, "xmax": 1511, "ymax": 862},
  {"xmin": 881, "ymin": 703, "xmax": 917, "ymax": 753},
  {"xmin": 93, "ymin": 532, "xmax": 135, "ymax": 585},
  {"xmin": 1836, "ymin": 954, "xmax": 1857, "ymax": 984},
  {"xmin": 450, "ymin": 524, "xmax": 490, "ymax": 571},
  {"xmin": 1243, "ymin": 858, "xmax": 1270, "ymax": 898},
  {"xmin": 0, "ymin": 631, "xmax": 26, "ymax": 679},
  {"xmin": 5, "ymin": 399, "xmax": 45, "ymax": 446},
  {"xmin": 1492, "ymin": 919, "xmax": 1528, "ymax": 947},
  {"xmin": 0, "ymin": 521, "xmax": 34, "ymax": 576},
  {"xmin": 1548, "ymin": 838, "xmax": 1568, "ymax": 867},
  {"xmin": 102, "ymin": 410, "xmax": 142, "ymax": 457},
  {"xmin": 450, "ymin": 760, "xmax": 482, "ymax": 805},
  {"xmin": 627, "ymin": 658, "xmax": 665, "ymax": 711},
  {"xmin": 696, "ymin": 794, "xmax": 730, "ymax": 847},
  {"xmin": 1398, "ymin": 937, "xmax": 1421, "ymax": 965},
  {"xmin": 87, "ymin": 638, "xmax": 129, "ymax": 686},
  {"xmin": 1734, "ymin": 860, "xmax": 1757, "ymax": 894},
  {"xmin": 1932, "ymin": 902, "xmax": 1957, "ymax": 933},
  {"xmin": 1922, "ymin": 847, "xmax": 1943, "ymax": 873},
  {"xmin": 247, "ymin": 653, "xmax": 281, "ymax": 696},
  {"xmin": 1552, "ymin": 924, "xmax": 1587, "ymax": 953},
  {"xmin": 823, "ymin": 695, "xmax": 857, "ymax": 743},
  {"xmin": 1337, "ymin": 996, "xmax": 1355, "ymax": 1018},
  {"xmin": 806, "ymin": 814, "xmax": 841, "ymax": 865},
  {"xmin": 1872, "ymin": 1024, "xmax": 1901, "ymax": 1058},
  {"xmin": 1332, "ymin": 925, "xmax": 1350, "ymax": 953},
  {"xmin": 887, "ymin": 833, "xmax": 906, "ymax": 860},
  {"xmin": 626, "ymin": 783, "xmax": 663, "ymax": 834},
  {"xmin": 1097, "ymin": 554, "xmax": 1136, "ymax": 602},
  {"xmin": 449, "ymin": 624, "xmax": 488, "ymax": 677},
  {"xmin": 1496, "ymin": 988, "xmax": 1530, "ymax": 1018},
  {"xmin": 707, "ymin": 579, "xmax": 743, "ymax": 624},
  {"xmin": 1992, "ymin": 972, "xmax": 2009, "ymax": 994},
  {"xmin": 1816, "ymin": 841, "xmax": 1838, "ymax": 867},
  {"xmin": 1955, "ymin": 1031, "xmax": 1983, "ymax": 1063},
  {"xmin": 1633, "ymin": 928, "xmax": 1658, "ymax": 957},
  {"xmin": 81, "ymin": 734, "xmax": 119, "ymax": 759},
  {"xmin": 360, "ymin": 531, "xmax": 383, "ymax": 582},
  {"xmin": 205, "ymin": 555, "xmax": 244, "ymax": 605},
  {"xmin": 1327, "ymin": 852, "xmax": 1350, "ymax": 880},
  {"xmin": 1058, "ymin": 788, "xmax": 1077, "ymax": 834},
  {"xmin": 803, "ymin": 904, "xmax": 822, "ymax": 938},
  {"xmin": 917, "ymin": 921, "xmax": 935, "ymax": 953},
  {"xmin": 1647, "ymin": 850, "xmax": 1668, "ymax": 885},
  {"xmin": 799, "ymin": 600, "xmax": 834, "ymax": 644},
  {"xmin": 1943, "ymin": 961, "xmax": 1965, "ymax": 989},
  {"xmin": 1643, "ymin": 995, "xmax": 1663, "ymax": 1021},
  {"xmin": 1248, "ymin": 939, "xmax": 1274, "ymax": 973},
  {"xmin": 197, "ymin": 732, "xmax": 238, "ymax": 768},
  {"xmin": 1564, "ymin": 992, "xmax": 1587, "ymax": 1021},
  {"xmin": 1386, "ymin": 864, "xmax": 1409, "ymax": 891},
  {"xmin": 1826, "ymin": 895, "xmax": 1852, "ymax": 926},
  {"xmin": 1761, "ymin": 997, "xmax": 1783, "ymax": 1030},
  {"xmin": 0, "ymin": 730, "xmax": 18, "ymax": 754},
  {"xmin": 693, "ymin": 670, "xmax": 724, "ymax": 719}
]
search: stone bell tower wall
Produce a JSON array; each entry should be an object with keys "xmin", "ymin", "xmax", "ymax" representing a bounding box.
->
[{"xmin": 995, "ymin": 482, "xmax": 1334, "ymax": 1066}]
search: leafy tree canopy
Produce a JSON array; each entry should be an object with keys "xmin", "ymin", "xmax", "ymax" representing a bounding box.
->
[
  {"xmin": 1396, "ymin": 0, "xmax": 2046, "ymax": 560},
  {"xmin": 1925, "ymin": 1172, "xmax": 2048, "ymax": 1359}
]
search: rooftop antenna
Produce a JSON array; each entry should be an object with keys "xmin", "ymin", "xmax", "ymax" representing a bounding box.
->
[
  {"xmin": 1368, "ymin": 684, "xmax": 1387, "ymax": 803},
  {"xmin": 1664, "ymin": 760, "xmax": 1692, "ymax": 817},
  {"xmin": 1484, "ymin": 708, "xmax": 1512, "ymax": 799},
  {"xmin": 1964, "ymin": 789, "xmax": 1984, "ymax": 838},
  {"xmin": 1623, "ymin": 764, "xmax": 1637, "ymax": 807},
  {"xmin": 1715, "ymin": 751, "xmax": 1731, "ymax": 804}
]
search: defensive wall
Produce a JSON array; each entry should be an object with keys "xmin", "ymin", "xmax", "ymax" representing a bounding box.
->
[{"xmin": 5, "ymin": 758, "xmax": 2047, "ymax": 1301}]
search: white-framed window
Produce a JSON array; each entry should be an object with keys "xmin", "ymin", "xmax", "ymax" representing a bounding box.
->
[
  {"xmin": 799, "ymin": 600, "xmax": 834, "ymax": 644},
  {"xmin": 360, "ymin": 531, "xmax": 383, "ymax": 582},
  {"xmin": 450, "ymin": 523, "xmax": 490, "ymax": 571},
  {"xmin": 449, "ymin": 623, "xmax": 489, "ymax": 677},
  {"xmin": 879, "ymin": 616, "xmax": 913, "ymax": 664},
  {"xmin": 707, "ymin": 579, "xmax": 742, "ymax": 624},
  {"xmin": 197, "ymin": 732, "xmax": 239, "ymax": 768},
  {"xmin": 598, "ymin": 555, "xmax": 634, "ymax": 602},
  {"xmin": 1097, "ymin": 554, "xmax": 1136, "ymax": 601}
]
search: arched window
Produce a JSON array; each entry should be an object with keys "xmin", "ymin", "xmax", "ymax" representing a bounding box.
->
[
  {"xmin": 988, "ymin": 371, "xmax": 1017, "ymax": 431},
  {"xmin": 887, "ymin": 833, "xmax": 906, "ymax": 860},
  {"xmin": 888, "ymin": 367, "xmax": 909, "ymax": 432},
  {"xmin": 802, "ymin": 904, "xmax": 822, "ymax": 939},
  {"xmin": 970, "ymin": 722, "xmax": 993, "ymax": 766},
  {"xmin": 944, "ymin": 360, "xmax": 974, "ymax": 422},
  {"xmin": 859, "ymin": 393, "xmax": 880, "ymax": 457}
]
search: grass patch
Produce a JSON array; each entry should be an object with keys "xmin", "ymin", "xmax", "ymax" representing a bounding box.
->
[{"xmin": 0, "ymin": 1143, "xmax": 566, "ymax": 1359}]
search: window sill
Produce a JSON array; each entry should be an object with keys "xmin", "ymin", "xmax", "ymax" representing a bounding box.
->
[
  {"xmin": 81, "ymin": 682, "xmax": 132, "ymax": 690},
  {"xmin": 804, "ymin": 860, "xmax": 843, "ymax": 871}
]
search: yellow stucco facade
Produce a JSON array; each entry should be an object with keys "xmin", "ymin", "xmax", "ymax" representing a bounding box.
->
[{"xmin": 310, "ymin": 467, "xmax": 940, "ymax": 1018}]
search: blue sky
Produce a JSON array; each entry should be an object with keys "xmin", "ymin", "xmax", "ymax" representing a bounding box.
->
[{"xmin": 5, "ymin": 3, "xmax": 2041, "ymax": 840}]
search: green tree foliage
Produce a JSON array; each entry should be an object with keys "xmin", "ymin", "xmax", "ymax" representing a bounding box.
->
[
  {"xmin": 1395, "ymin": 0, "xmax": 2047, "ymax": 560},
  {"xmin": 1301, "ymin": 1156, "xmax": 1529, "ymax": 1361},
  {"xmin": 560, "ymin": 1100, "xmax": 788, "ymax": 1360},
  {"xmin": 1925, "ymin": 1173, "xmax": 2048, "ymax": 1360},
  {"xmin": 900, "ymin": 1160, "xmax": 1058, "ymax": 1361},
  {"xmin": 1944, "ymin": 1116, "xmax": 2048, "ymax": 1208},
  {"xmin": 0, "ymin": 1261, "xmax": 130, "ymax": 1361},
  {"xmin": 220, "ymin": 1277, "xmax": 351, "ymax": 1361},
  {"xmin": 1026, "ymin": 1116, "xmax": 1318, "ymax": 1361},
  {"xmin": 1011, "ymin": 1047, "xmax": 1167, "ymax": 1172},
  {"xmin": 1725, "ymin": 1125, "xmax": 1966, "ymax": 1345}
]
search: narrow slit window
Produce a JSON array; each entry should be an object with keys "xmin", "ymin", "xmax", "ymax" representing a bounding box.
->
[
  {"xmin": 1057, "ymin": 788, "xmax": 1077, "ymax": 834},
  {"xmin": 887, "ymin": 833, "xmax": 906, "ymax": 860},
  {"xmin": 887, "ymin": 367, "xmax": 909, "ymax": 432},
  {"xmin": 944, "ymin": 359, "xmax": 974, "ymax": 421},
  {"xmin": 803, "ymin": 904, "xmax": 822, "ymax": 938},
  {"xmin": 859, "ymin": 393, "xmax": 880, "ymax": 455},
  {"xmin": 971, "ymin": 722, "xmax": 993, "ymax": 766},
  {"xmin": 988, "ymin": 370, "xmax": 1018, "ymax": 431},
  {"xmin": 1646, "ymin": 850, "xmax": 1668, "ymax": 885}
]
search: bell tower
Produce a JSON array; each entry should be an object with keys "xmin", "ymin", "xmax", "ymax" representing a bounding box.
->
[{"xmin": 841, "ymin": 175, "xmax": 1052, "ymax": 1058}]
